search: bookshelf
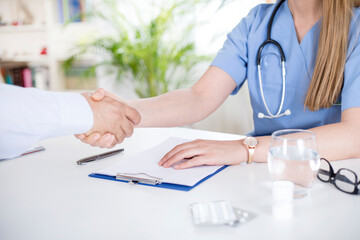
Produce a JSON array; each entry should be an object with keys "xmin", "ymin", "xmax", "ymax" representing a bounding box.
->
[
  {"xmin": 0, "ymin": 25, "xmax": 47, "ymax": 33},
  {"xmin": 0, "ymin": 0, "xmax": 91, "ymax": 91}
]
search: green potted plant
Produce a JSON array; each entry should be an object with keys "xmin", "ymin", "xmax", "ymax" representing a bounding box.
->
[{"xmin": 64, "ymin": 0, "xmax": 210, "ymax": 98}]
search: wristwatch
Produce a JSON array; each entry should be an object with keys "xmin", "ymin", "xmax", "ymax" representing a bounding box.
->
[{"xmin": 242, "ymin": 137, "xmax": 258, "ymax": 164}]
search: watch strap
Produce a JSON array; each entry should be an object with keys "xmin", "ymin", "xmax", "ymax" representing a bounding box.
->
[{"xmin": 247, "ymin": 147, "xmax": 255, "ymax": 164}]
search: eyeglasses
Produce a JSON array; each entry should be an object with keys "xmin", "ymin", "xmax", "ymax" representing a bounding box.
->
[{"xmin": 317, "ymin": 158, "xmax": 359, "ymax": 195}]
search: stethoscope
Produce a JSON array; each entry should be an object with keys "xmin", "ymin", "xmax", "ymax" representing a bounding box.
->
[{"xmin": 256, "ymin": 0, "xmax": 291, "ymax": 119}]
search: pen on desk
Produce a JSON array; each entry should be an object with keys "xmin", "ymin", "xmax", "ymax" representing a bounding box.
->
[
  {"xmin": 77, "ymin": 149, "xmax": 124, "ymax": 165},
  {"xmin": 21, "ymin": 146, "xmax": 46, "ymax": 156}
]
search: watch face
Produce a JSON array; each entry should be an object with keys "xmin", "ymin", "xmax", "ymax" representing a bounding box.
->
[{"xmin": 244, "ymin": 137, "xmax": 258, "ymax": 147}]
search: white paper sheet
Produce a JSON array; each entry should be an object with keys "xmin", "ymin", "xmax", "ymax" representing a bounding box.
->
[{"xmin": 95, "ymin": 137, "xmax": 225, "ymax": 186}]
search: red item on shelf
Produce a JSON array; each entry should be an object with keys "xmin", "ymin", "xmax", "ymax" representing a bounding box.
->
[{"xmin": 40, "ymin": 47, "xmax": 47, "ymax": 55}]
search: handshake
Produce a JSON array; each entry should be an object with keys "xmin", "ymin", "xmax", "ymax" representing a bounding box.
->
[{"xmin": 78, "ymin": 89, "xmax": 140, "ymax": 148}]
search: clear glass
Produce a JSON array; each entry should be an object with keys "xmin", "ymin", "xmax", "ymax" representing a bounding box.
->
[{"xmin": 268, "ymin": 129, "xmax": 320, "ymax": 198}]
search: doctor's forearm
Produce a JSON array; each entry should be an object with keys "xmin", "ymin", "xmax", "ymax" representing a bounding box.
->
[
  {"xmin": 297, "ymin": 108, "xmax": 360, "ymax": 160},
  {"xmin": 129, "ymin": 67, "xmax": 236, "ymax": 128},
  {"xmin": 308, "ymin": 122, "xmax": 360, "ymax": 160},
  {"xmin": 129, "ymin": 88, "xmax": 218, "ymax": 128},
  {"xmin": 252, "ymin": 119, "xmax": 360, "ymax": 163}
]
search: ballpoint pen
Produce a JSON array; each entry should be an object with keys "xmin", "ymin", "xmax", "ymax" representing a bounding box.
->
[
  {"xmin": 77, "ymin": 149, "xmax": 124, "ymax": 165},
  {"xmin": 21, "ymin": 146, "xmax": 46, "ymax": 156}
]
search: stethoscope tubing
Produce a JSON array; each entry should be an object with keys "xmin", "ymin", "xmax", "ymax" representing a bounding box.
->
[
  {"xmin": 257, "ymin": 61, "xmax": 287, "ymax": 119},
  {"xmin": 256, "ymin": 0, "xmax": 290, "ymax": 119}
]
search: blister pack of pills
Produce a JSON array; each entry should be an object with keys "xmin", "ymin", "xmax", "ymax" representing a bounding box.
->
[{"xmin": 189, "ymin": 200, "xmax": 256, "ymax": 227}]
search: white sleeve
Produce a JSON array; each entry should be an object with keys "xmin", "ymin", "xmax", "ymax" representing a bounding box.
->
[{"xmin": 0, "ymin": 84, "xmax": 94, "ymax": 159}]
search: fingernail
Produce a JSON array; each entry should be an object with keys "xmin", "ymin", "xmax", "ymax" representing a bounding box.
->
[
  {"xmin": 78, "ymin": 134, "xmax": 85, "ymax": 139},
  {"xmin": 92, "ymin": 93, "xmax": 101, "ymax": 100}
]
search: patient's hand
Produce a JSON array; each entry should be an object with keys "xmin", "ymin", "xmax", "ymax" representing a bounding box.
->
[{"xmin": 77, "ymin": 89, "xmax": 140, "ymax": 148}]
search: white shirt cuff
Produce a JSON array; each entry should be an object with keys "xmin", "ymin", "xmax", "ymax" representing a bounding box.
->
[{"xmin": 50, "ymin": 92, "xmax": 94, "ymax": 137}]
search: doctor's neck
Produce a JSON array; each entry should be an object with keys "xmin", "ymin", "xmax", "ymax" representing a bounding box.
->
[
  {"xmin": 287, "ymin": 0, "xmax": 322, "ymax": 43},
  {"xmin": 287, "ymin": 0, "xmax": 322, "ymax": 22}
]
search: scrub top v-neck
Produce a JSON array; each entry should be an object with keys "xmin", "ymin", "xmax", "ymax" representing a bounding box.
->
[{"xmin": 211, "ymin": 0, "xmax": 360, "ymax": 136}]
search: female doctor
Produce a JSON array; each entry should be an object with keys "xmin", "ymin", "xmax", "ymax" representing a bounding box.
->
[{"xmin": 78, "ymin": 0, "xmax": 360, "ymax": 169}]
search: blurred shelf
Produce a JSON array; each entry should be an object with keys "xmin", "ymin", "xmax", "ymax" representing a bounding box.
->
[
  {"xmin": 0, "ymin": 25, "xmax": 47, "ymax": 33},
  {"xmin": 0, "ymin": 56, "xmax": 49, "ymax": 64},
  {"xmin": 0, "ymin": 0, "xmax": 91, "ymax": 91}
]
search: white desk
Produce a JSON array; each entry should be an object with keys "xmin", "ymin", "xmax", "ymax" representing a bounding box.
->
[{"xmin": 0, "ymin": 128, "xmax": 359, "ymax": 240}]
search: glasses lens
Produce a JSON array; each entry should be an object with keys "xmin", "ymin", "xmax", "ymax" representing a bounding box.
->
[
  {"xmin": 334, "ymin": 169, "xmax": 356, "ymax": 193},
  {"xmin": 317, "ymin": 159, "xmax": 331, "ymax": 182}
]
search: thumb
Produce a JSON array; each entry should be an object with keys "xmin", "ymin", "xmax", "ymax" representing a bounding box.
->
[
  {"xmin": 126, "ymin": 106, "xmax": 141, "ymax": 126},
  {"xmin": 75, "ymin": 134, "xmax": 86, "ymax": 139},
  {"xmin": 91, "ymin": 88, "xmax": 106, "ymax": 101}
]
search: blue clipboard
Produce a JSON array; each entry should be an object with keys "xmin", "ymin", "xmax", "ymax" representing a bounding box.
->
[{"xmin": 89, "ymin": 165, "xmax": 228, "ymax": 192}]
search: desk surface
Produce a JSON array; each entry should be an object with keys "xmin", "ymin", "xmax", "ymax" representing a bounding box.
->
[{"xmin": 0, "ymin": 127, "xmax": 359, "ymax": 240}]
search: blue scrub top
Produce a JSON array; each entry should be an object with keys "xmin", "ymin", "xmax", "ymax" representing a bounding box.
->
[{"xmin": 211, "ymin": 0, "xmax": 360, "ymax": 136}]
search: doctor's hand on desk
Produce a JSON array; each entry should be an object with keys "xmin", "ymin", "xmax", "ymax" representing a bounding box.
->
[
  {"xmin": 76, "ymin": 92, "xmax": 141, "ymax": 148},
  {"xmin": 159, "ymin": 139, "xmax": 247, "ymax": 169}
]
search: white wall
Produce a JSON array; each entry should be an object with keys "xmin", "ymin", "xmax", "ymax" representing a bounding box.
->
[{"xmin": 190, "ymin": 82, "xmax": 254, "ymax": 135}]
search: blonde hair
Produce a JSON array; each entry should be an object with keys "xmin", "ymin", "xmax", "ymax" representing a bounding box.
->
[{"xmin": 305, "ymin": 0, "xmax": 360, "ymax": 111}]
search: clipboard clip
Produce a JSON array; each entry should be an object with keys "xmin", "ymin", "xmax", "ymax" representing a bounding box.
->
[{"xmin": 116, "ymin": 173, "xmax": 163, "ymax": 185}]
